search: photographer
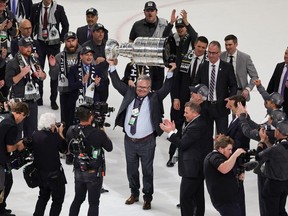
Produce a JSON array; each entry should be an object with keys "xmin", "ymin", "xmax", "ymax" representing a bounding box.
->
[
  {"xmin": 0, "ymin": 102, "xmax": 29, "ymax": 216},
  {"xmin": 256, "ymin": 121, "xmax": 288, "ymax": 216},
  {"xmin": 31, "ymin": 113, "xmax": 67, "ymax": 216},
  {"xmin": 204, "ymin": 135, "xmax": 246, "ymax": 216},
  {"xmin": 66, "ymin": 105, "xmax": 112, "ymax": 216}
]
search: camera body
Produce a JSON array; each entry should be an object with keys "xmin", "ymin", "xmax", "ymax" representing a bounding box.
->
[
  {"xmin": 236, "ymin": 149, "xmax": 257, "ymax": 174},
  {"xmin": 8, "ymin": 138, "xmax": 33, "ymax": 170},
  {"xmin": 75, "ymin": 102, "xmax": 114, "ymax": 128}
]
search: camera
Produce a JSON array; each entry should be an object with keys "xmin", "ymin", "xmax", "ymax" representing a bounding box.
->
[
  {"xmin": 75, "ymin": 102, "xmax": 115, "ymax": 128},
  {"xmin": 55, "ymin": 121, "xmax": 65, "ymax": 128},
  {"xmin": 8, "ymin": 138, "xmax": 33, "ymax": 170},
  {"xmin": 236, "ymin": 149, "xmax": 258, "ymax": 174}
]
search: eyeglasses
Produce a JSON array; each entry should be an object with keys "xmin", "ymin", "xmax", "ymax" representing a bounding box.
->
[
  {"xmin": 136, "ymin": 86, "xmax": 150, "ymax": 90},
  {"xmin": 208, "ymin": 51, "xmax": 219, "ymax": 55}
]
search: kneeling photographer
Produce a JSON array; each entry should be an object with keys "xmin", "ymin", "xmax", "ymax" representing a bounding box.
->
[
  {"xmin": 256, "ymin": 121, "xmax": 288, "ymax": 216},
  {"xmin": 0, "ymin": 102, "xmax": 29, "ymax": 216},
  {"xmin": 66, "ymin": 104, "xmax": 113, "ymax": 216},
  {"xmin": 31, "ymin": 113, "xmax": 67, "ymax": 216}
]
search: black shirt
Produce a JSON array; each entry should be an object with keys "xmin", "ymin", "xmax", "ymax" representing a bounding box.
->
[
  {"xmin": 32, "ymin": 130, "xmax": 67, "ymax": 172},
  {"xmin": 204, "ymin": 151, "xmax": 239, "ymax": 208},
  {"xmin": 0, "ymin": 113, "xmax": 18, "ymax": 165}
]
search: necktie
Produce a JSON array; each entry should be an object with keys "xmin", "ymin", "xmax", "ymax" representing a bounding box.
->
[
  {"xmin": 11, "ymin": 0, "xmax": 17, "ymax": 14},
  {"xmin": 281, "ymin": 65, "xmax": 288, "ymax": 96},
  {"xmin": 43, "ymin": 7, "xmax": 48, "ymax": 30},
  {"xmin": 130, "ymin": 97, "xmax": 143, "ymax": 135},
  {"xmin": 87, "ymin": 28, "xmax": 92, "ymax": 40},
  {"xmin": 209, "ymin": 65, "xmax": 216, "ymax": 101},
  {"xmin": 190, "ymin": 57, "xmax": 198, "ymax": 83},
  {"xmin": 229, "ymin": 55, "xmax": 233, "ymax": 65}
]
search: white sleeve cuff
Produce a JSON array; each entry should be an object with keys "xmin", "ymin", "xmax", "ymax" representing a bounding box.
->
[
  {"xmin": 108, "ymin": 65, "xmax": 116, "ymax": 73},
  {"xmin": 168, "ymin": 129, "xmax": 178, "ymax": 138},
  {"xmin": 166, "ymin": 71, "xmax": 173, "ymax": 79}
]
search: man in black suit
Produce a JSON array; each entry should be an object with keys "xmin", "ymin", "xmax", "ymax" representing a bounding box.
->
[
  {"xmin": 267, "ymin": 47, "xmax": 288, "ymax": 116},
  {"xmin": 7, "ymin": 0, "xmax": 32, "ymax": 21},
  {"xmin": 193, "ymin": 40, "xmax": 237, "ymax": 139},
  {"xmin": 225, "ymin": 95, "xmax": 250, "ymax": 216},
  {"xmin": 107, "ymin": 59, "xmax": 175, "ymax": 210},
  {"xmin": 76, "ymin": 8, "xmax": 108, "ymax": 45},
  {"xmin": 160, "ymin": 102, "xmax": 209, "ymax": 216},
  {"xmin": 30, "ymin": 0, "xmax": 69, "ymax": 110}
]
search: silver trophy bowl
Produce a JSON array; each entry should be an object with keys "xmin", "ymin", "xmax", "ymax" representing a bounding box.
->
[{"xmin": 105, "ymin": 37, "xmax": 176, "ymax": 66}]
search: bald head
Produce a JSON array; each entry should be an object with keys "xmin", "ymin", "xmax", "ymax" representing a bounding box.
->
[{"xmin": 19, "ymin": 19, "xmax": 32, "ymax": 37}]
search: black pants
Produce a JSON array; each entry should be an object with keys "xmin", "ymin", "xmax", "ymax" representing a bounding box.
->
[
  {"xmin": 38, "ymin": 41, "xmax": 61, "ymax": 104},
  {"xmin": 17, "ymin": 100, "xmax": 38, "ymax": 140},
  {"xmin": 180, "ymin": 177, "xmax": 205, "ymax": 216},
  {"xmin": 33, "ymin": 172, "xmax": 66, "ymax": 216},
  {"xmin": 0, "ymin": 169, "xmax": 13, "ymax": 214},
  {"xmin": 69, "ymin": 170, "xmax": 103, "ymax": 216},
  {"xmin": 60, "ymin": 92, "xmax": 75, "ymax": 134},
  {"xmin": 262, "ymin": 178, "xmax": 288, "ymax": 216}
]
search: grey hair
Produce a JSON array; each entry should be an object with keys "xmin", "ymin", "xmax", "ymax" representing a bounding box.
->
[
  {"xmin": 137, "ymin": 75, "xmax": 151, "ymax": 83},
  {"xmin": 38, "ymin": 112, "xmax": 56, "ymax": 130}
]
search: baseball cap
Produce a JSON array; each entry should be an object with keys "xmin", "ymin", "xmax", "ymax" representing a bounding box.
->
[
  {"xmin": 144, "ymin": 1, "xmax": 157, "ymax": 11},
  {"xmin": 18, "ymin": 37, "xmax": 33, "ymax": 47},
  {"xmin": 86, "ymin": 8, "xmax": 98, "ymax": 16},
  {"xmin": 265, "ymin": 92, "xmax": 284, "ymax": 106},
  {"xmin": 175, "ymin": 18, "xmax": 185, "ymax": 27},
  {"xmin": 276, "ymin": 121, "xmax": 288, "ymax": 136},
  {"xmin": 64, "ymin": 31, "xmax": 77, "ymax": 41},
  {"xmin": 189, "ymin": 84, "xmax": 209, "ymax": 97},
  {"xmin": 91, "ymin": 23, "xmax": 106, "ymax": 32},
  {"xmin": 270, "ymin": 109, "xmax": 287, "ymax": 127},
  {"xmin": 80, "ymin": 46, "xmax": 95, "ymax": 55}
]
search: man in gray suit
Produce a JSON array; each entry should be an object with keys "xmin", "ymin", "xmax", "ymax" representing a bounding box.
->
[{"xmin": 220, "ymin": 34, "xmax": 258, "ymax": 101}]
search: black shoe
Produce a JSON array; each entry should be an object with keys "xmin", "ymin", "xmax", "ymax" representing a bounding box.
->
[
  {"xmin": 101, "ymin": 187, "xmax": 109, "ymax": 193},
  {"xmin": 51, "ymin": 103, "xmax": 59, "ymax": 110},
  {"xmin": 37, "ymin": 99, "xmax": 43, "ymax": 106},
  {"xmin": 166, "ymin": 159, "xmax": 174, "ymax": 167}
]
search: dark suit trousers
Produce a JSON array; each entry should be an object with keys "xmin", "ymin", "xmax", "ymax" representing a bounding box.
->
[
  {"xmin": 206, "ymin": 103, "xmax": 228, "ymax": 135},
  {"xmin": 124, "ymin": 134, "xmax": 156, "ymax": 202},
  {"xmin": 38, "ymin": 40, "xmax": 61, "ymax": 104},
  {"xmin": 59, "ymin": 92, "xmax": 75, "ymax": 134},
  {"xmin": 180, "ymin": 177, "xmax": 205, "ymax": 216}
]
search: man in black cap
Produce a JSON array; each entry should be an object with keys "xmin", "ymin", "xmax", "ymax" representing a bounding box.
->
[
  {"xmin": 256, "ymin": 121, "xmax": 288, "ymax": 216},
  {"xmin": 49, "ymin": 31, "xmax": 82, "ymax": 131},
  {"xmin": 83, "ymin": 23, "xmax": 109, "ymax": 102},
  {"xmin": 68, "ymin": 46, "xmax": 103, "ymax": 117},
  {"xmin": 5, "ymin": 37, "xmax": 46, "ymax": 139},
  {"xmin": 76, "ymin": 8, "xmax": 108, "ymax": 45}
]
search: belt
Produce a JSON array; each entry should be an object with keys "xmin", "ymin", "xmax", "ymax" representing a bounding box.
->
[{"xmin": 128, "ymin": 133, "xmax": 154, "ymax": 143}]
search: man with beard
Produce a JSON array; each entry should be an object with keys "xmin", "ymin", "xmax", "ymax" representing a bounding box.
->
[
  {"xmin": 49, "ymin": 32, "xmax": 82, "ymax": 131},
  {"xmin": 76, "ymin": 8, "xmax": 108, "ymax": 45},
  {"xmin": 5, "ymin": 37, "xmax": 46, "ymax": 139},
  {"xmin": 82, "ymin": 23, "xmax": 109, "ymax": 102}
]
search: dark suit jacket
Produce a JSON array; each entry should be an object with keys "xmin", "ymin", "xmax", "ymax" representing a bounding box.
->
[
  {"xmin": 110, "ymin": 70, "xmax": 173, "ymax": 136},
  {"xmin": 226, "ymin": 118, "xmax": 250, "ymax": 150},
  {"xmin": 169, "ymin": 115, "xmax": 209, "ymax": 178},
  {"xmin": 76, "ymin": 25, "xmax": 108, "ymax": 45},
  {"xmin": 193, "ymin": 60, "xmax": 237, "ymax": 116},
  {"xmin": 30, "ymin": 1, "xmax": 69, "ymax": 42},
  {"xmin": 7, "ymin": 0, "xmax": 32, "ymax": 19},
  {"xmin": 267, "ymin": 62, "xmax": 288, "ymax": 115}
]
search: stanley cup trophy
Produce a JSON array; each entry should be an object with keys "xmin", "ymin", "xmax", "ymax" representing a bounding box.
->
[{"xmin": 105, "ymin": 36, "xmax": 176, "ymax": 67}]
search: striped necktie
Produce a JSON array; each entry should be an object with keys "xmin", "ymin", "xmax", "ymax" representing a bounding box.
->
[{"xmin": 209, "ymin": 64, "xmax": 216, "ymax": 101}]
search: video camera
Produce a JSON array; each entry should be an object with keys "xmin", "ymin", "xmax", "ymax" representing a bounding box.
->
[
  {"xmin": 75, "ymin": 102, "xmax": 115, "ymax": 128},
  {"xmin": 7, "ymin": 138, "xmax": 34, "ymax": 170},
  {"xmin": 236, "ymin": 149, "xmax": 258, "ymax": 174}
]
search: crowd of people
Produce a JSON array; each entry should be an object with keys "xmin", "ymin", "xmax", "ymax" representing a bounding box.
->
[{"xmin": 0, "ymin": 0, "xmax": 288, "ymax": 216}]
